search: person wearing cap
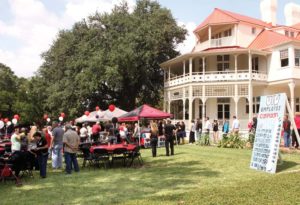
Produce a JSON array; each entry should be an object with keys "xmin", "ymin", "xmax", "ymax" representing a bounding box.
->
[
  {"xmin": 33, "ymin": 131, "xmax": 48, "ymax": 178},
  {"xmin": 63, "ymin": 124, "xmax": 80, "ymax": 174}
]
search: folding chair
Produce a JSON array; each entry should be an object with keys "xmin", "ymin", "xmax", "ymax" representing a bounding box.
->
[
  {"xmin": 126, "ymin": 146, "xmax": 143, "ymax": 167},
  {"xmin": 93, "ymin": 148, "xmax": 110, "ymax": 169},
  {"xmin": 111, "ymin": 148, "xmax": 127, "ymax": 167},
  {"xmin": 0, "ymin": 158, "xmax": 22, "ymax": 186}
]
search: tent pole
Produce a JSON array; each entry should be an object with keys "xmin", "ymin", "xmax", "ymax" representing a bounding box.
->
[{"xmin": 138, "ymin": 120, "xmax": 140, "ymax": 147}]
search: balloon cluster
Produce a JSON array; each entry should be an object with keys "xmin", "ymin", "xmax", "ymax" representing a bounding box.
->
[{"xmin": 0, "ymin": 114, "xmax": 20, "ymax": 129}]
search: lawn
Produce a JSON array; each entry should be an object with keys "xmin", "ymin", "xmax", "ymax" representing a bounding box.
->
[{"xmin": 1, "ymin": 145, "xmax": 300, "ymax": 205}]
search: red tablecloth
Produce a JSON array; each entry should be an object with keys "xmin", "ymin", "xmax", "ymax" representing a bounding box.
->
[
  {"xmin": 0, "ymin": 142, "xmax": 11, "ymax": 147},
  {"xmin": 0, "ymin": 147, "xmax": 5, "ymax": 154},
  {"xmin": 90, "ymin": 144, "xmax": 136, "ymax": 153}
]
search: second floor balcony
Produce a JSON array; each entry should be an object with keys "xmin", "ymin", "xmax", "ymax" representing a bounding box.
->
[
  {"xmin": 195, "ymin": 36, "xmax": 236, "ymax": 51},
  {"xmin": 164, "ymin": 70, "xmax": 268, "ymax": 87}
]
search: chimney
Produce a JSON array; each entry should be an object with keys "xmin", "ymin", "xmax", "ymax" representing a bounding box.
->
[
  {"xmin": 260, "ymin": 0, "xmax": 277, "ymax": 26},
  {"xmin": 284, "ymin": 3, "xmax": 300, "ymax": 26}
]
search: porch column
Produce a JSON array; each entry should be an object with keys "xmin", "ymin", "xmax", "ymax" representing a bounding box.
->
[
  {"xmin": 289, "ymin": 81, "xmax": 295, "ymax": 114},
  {"xmin": 289, "ymin": 46, "xmax": 295, "ymax": 68},
  {"xmin": 183, "ymin": 61, "xmax": 186, "ymax": 76},
  {"xmin": 183, "ymin": 87, "xmax": 186, "ymax": 120},
  {"xmin": 168, "ymin": 67, "xmax": 171, "ymax": 81},
  {"xmin": 195, "ymin": 99, "xmax": 200, "ymax": 119},
  {"xmin": 189, "ymin": 57, "xmax": 193, "ymax": 77},
  {"xmin": 202, "ymin": 57, "xmax": 206, "ymax": 82},
  {"xmin": 248, "ymin": 84, "xmax": 253, "ymax": 120},
  {"xmin": 189, "ymin": 85, "xmax": 193, "ymax": 124},
  {"xmin": 202, "ymin": 98, "xmax": 206, "ymax": 124},
  {"xmin": 167, "ymin": 91, "xmax": 171, "ymax": 113},
  {"xmin": 234, "ymin": 54, "xmax": 238, "ymax": 78},
  {"xmin": 234, "ymin": 84, "xmax": 239, "ymax": 118},
  {"xmin": 248, "ymin": 51, "xmax": 252, "ymax": 80},
  {"xmin": 234, "ymin": 24, "xmax": 238, "ymax": 45},
  {"xmin": 208, "ymin": 26, "xmax": 212, "ymax": 47}
]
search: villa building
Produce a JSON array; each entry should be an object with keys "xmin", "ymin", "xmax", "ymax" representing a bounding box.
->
[{"xmin": 161, "ymin": 0, "xmax": 300, "ymax": 130}]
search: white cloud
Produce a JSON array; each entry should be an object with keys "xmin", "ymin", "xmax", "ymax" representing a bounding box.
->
[
  {"xmin": 0, "ymin": 0, "xmax": 136, "ymax": 77},
  {"xmin": 177, "ymin": 21, "xmax": 197, "ymax": 54}
]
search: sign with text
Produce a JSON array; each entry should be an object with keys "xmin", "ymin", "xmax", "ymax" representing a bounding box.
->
[{"xmin": 250, "ymin": 93, "xmax": 286, "ymax": 174}]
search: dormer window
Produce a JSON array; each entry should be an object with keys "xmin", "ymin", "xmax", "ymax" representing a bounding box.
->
[
  {"xmin": 285, "ymin": 30, "xmax": 289, "ymax": 37},
  {"xmin": 252, "ymin": 27, "xmax": 256, "ymax": 35},
  {"xmin": 280, "ymin": 49, "xmax": 289, "ymax": 67},
  {"xmin": 224, "ymin": 29, "xmax": 232, "ymax": 37}
]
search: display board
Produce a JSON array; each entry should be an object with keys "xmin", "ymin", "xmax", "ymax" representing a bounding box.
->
[{"xmin": 250, "ymin": 93, "xmax": 286, "ymax": 174}]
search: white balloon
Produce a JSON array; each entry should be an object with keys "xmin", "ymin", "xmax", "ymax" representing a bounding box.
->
[
  {"xmin": 59, "ymin": 116, "xmax": 63, "ymax": 121},
  {"xmin": 7, "ymin": 121, "xmax": 12, "ymax": 126},
  {"xmin": 47, "ymin": 118, "xmax": 51, "ymax": 122},
  {"xmin": 12, "ymin": 118, "xmax": 18, "ymax": 125},
  {"xmin": 0, "ymin": 121, "xmax": 4, "ymax": 129}
]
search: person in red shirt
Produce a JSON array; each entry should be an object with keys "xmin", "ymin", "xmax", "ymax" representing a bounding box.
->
[
  {"xmin": 292, "ymin": 112, "xmax": 300, "ymax": 149},
  {"xmin": 91, "ymin": 122, "xmax": 101, "ymax": 142},
  {"xmin": 43, "ymin": 127, "xmax": 52, "ymax": 148}
]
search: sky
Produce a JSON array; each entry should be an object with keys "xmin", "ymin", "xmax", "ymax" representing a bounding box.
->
[{"xmin": 1, "ymin": 0, "xmax": 300, "ymax": 77}]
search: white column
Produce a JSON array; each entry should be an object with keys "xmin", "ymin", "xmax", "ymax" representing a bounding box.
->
[
  {"xmin": 189, "ymin": 57, "xmax": 193, "ymax": 77},
  {"xmin": 234, "ymin": 84, "xmax": 239, "ymax": 118},
  {"xmin": 183, "ymin": 87, "xmax": 186, "ymax": 120},
  {"xmin": 248, "ymin": 51, "xmax": 252, "ymax": 80},
  {"xmin": 168, "ymin": 91, "xmax": 171, "ymax": 113},
  {"xmin": 168, "ymin": 67, "xmax": 171, "ymax": 81},
  {"xmin": 234, "ymin": 24, "xmax": 238, "ymax": 45},
  {"xmin": 202, "ymin": 57, "xmax": 206, "ymax": 82},
  {"xmin": 248, "ymin": 84, "xmax": 253, "ymax": 120},
  {"xmin": 195, "ymin": 99, "xmax": 200, "ymax": 119},
  {"xmin": 188, "ymin": 85, "xmax": 193, "ymax": 124},
  {"xmin": 202, "ymin": 98, "xmax": 206, "ymax": 126},
  {"xmin": 183, "ymin": 61, "xmax": 186, "ymax": 76},
  {"xmin": 289, "ymin": 81, "xmax": 296, "ymax": 114},
  {"xmin": 234, "ymin": 54, "xmax": 238, "ymax": 78},
  {"xmin": 289, "ymin": 46, "xmax": 295, "ymax": 68},
  {"xmin": 208, "ymin": 26, "xmax": 212, "ymax": 48}
]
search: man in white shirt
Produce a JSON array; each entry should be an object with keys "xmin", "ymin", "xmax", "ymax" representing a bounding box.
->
[
  {"xmin": 204, "ymin": 117, "xmax": 211, "ymax": 134},
  {"xmin": 232, "ymin": 116, "xmax": 240, "ymax": 134}
]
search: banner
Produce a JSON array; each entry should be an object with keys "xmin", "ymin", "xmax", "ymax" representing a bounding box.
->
[{"xmin": 250, "ymin": 93, "xmax": 286, "ymax": 174}]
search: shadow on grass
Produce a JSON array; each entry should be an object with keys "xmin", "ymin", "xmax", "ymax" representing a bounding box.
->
[{"xmin": 276, "ymin": 160, "xmax": 299, "ymax": 172}]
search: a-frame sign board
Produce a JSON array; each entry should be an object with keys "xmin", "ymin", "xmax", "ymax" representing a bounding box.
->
[{"xmin": 250, "ymin": 93, "xmax": 300, "ymax": 174}]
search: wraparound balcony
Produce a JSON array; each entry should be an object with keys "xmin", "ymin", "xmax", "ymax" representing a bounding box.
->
[{"xmin": 164, "ymin": 70, "xmax": 268, "ymax": 87}]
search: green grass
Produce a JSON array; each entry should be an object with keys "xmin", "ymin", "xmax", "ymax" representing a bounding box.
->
[{"xmin": 1, "ymin": 145, "xmax": 300, "ymax": 205}]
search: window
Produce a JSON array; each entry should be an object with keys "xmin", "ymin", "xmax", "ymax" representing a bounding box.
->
[
  {"xmin": 252, "ymin": 27, "xmax": 256, "ymax": 35},
  {"xmin": 217, "ymin": 55, "xmax": 230, "ymax": 72},
  {"xmin": 246, "ymin": 97, "xmax": 260, "ymax": 114},
  {"xmin": 280, "ymin": 49, "xmax": 289, "ymax": 67},
  {"xmin": 285, "ymin": 30, "xmax": 289, "ymax": 36},
  {"xmin": 295, "ymin": 49, "xmax": 300, "ymax": 67},
  {"xmin": 252, "ymin": 57, "xmax": 259, "ymax": 72},
  {"xmin": 224, "ymin": 29, "xmax": 232, "ymax": 37},
  {"xmin": 291, "ymin": 32, "xmax": 294, "ymax": 38},
  {"xmin": 199, "ymin": 58, "xmax": 207, "ymax": 71},
  {"xmin": 296, "ymin": 98, "xmax": 300, "ymax": 112}
]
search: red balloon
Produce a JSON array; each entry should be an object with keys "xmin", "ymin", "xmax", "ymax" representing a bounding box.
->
[
  {"xmin": 43, "ymin": 114, "xmax": 48, "ymax": 120},
  {"xmin": 13, "ymin": 114, "xmax": 20, "ymax": 120},
  {"xmin": 4, "ymin": 118, "xmax": 9, "ymax": 123},
  {"xmin": 108, "ymin": 104, "xmax": 115, "ymax": 112},
  {"xmin": 84, "ymin": 111, "xmax": 90, "ymax": 116},
  {"xmin": 60, "ymin": 112, "xmax": 65, "ymax": 118},
  {"xmin": 95, "ymin": 106, "xmax": 100, "ymax": 111}
]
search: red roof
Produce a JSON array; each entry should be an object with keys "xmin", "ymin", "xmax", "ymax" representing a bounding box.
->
[
  {"xmin": 292, "ymin": 23, "xmax": 300, "ymax": 30},
  {"xmin": 118, "ymin": 104, "xmax": 172, "ymax": 122},
  {"xmin": 248, "ymin": 30, "xmax": 292, "ymax": 50},
  {"xmin": 194, "ymin": 8, "xmax": 273, "ymax": 33}
]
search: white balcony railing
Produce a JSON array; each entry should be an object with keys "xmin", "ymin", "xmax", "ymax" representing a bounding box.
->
[
  {"xmin": 194, "ymin": 36, "xmax": 236, "ymax": 51},
  {"xmin": 164, "ymin": 70, "xmax": 268, "ymax": 87}
]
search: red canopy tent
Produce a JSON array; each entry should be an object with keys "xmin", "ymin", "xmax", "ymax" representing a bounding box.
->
[{"xmin": 118, "ymin": 104, "xmax": 172, "ymax": 122}]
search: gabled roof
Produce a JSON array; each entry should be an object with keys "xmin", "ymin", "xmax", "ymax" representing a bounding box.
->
[
  {"xmin": 292, "ymin": 23, "xmax": 300, "ymax": 30},
  {"xmin": 248, "ymin": 30, "xmax": 292, "ymax": 50},
  {"xmin": 194, "ymin": 8, "xmax": 273, "ymax": 33}
]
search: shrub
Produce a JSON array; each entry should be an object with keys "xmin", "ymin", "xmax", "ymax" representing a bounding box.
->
[
  {"xmin": 197, "ymin": 134, "xmax": 210, "ymax": 146},
  {"xmin": 217, "ymin": 133, "xmax": 245, "ymax": 149}
]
